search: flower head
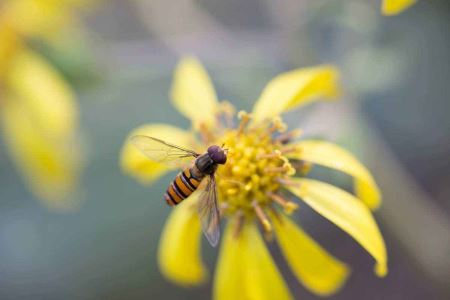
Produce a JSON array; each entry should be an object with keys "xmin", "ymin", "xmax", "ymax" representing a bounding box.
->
[{"xmin": 121, "ymin": 57, "xmax": 387, "ymax": 299}]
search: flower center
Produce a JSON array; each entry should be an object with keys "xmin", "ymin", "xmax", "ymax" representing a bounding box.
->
[{"xmin": 213, "ymin": 111, "xmax": 299, "ymax": 229}]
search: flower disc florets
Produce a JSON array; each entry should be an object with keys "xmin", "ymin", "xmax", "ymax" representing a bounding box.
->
[{"xmin": 209, "ymin": 110, "xmax": 300, "ymax": 232}]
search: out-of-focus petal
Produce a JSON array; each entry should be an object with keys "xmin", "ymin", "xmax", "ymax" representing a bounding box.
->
[
  {"xmin": 252, "ymin": 66, "xmax": 340, "ymax": 124},
  {"xmin": 6, "ymin": 49, "xmax": 77, "ymax": 137},
  {"xmin": 120, "ymin": 124, "xmax": 197, "ymax": 184},
  {"xmin": 60, "ymin": 0, "xmax": 100, "ymax": 8},
  {"xmin": 1, "ymin": 0, "xmax": 75, "ymax": 39},
  {"xmin": 170, "ymin": 57, "xmax": 219, "ymax": 129},
  {"xmin": 1, "ymin": 98, "xmax": 82, "ymax": 210},
  {"xmin": 273, "ymin": 214, "xmax": 350, "ymax": 296},
  {"xmin": 287, "ymin": 178, "xmax": 387, "ymax": 277},
  {"xmin": 0, "ymin": 22, "xmax": 21, "ymax": 78},
  {"xmin": 382, "ymin": 0, "xmax": 417, "ymax": 16},
  {"xmin": 214, "ymin": 220, "xmax": 293, "ymax": 300},
  {"xmin": 290, "ymin": 140, "xmax": 381, "ymax": 210},
  {"xmin": 158, "ymin": 194, "xmax": 208, "ymax": 286}
]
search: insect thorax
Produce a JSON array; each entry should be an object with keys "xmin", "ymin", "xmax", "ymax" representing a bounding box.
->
[{"xmin": 195, "ymin": 153, "xmax": 217, "ymax": 175}]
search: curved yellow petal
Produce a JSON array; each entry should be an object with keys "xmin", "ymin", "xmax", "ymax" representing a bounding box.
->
[
  {"xmin": 214, "ymin": 220, "xmax": 293, "ymax": 300},
  {"xmin": 158, "ymin": 195, "xmax": 208, "ymax": 286},
  {"xmin": 6, "ymin": 49, "xmax": 77, "ymax": 138},
  {"xmin": 382, "ymin": 0, "xmax": 417, "ymax": 16},
  {"xmin": 120, "ymin": 124, "xmax": 196, "ymax": 184},
  {"xmin": 287, "ymin": 178, "xmax": 387, "ymax": 277},
  {"xmin": 1, "ymin": 98, "xmax": 82, "ymax": 210},
  {"xmin": 290, "ymin": 140, "xmax": 381, "ymax": 210},
  {"xmin": 252, "ymin": 65, "xmax": 341, "ymax": 124},
  {"xmin": 170, "ymin": 57, "xmax": 219, "ymax": 128},
  {"xmin": 273, "ymin": 214, "xmax": 350, "ymax": 296}
]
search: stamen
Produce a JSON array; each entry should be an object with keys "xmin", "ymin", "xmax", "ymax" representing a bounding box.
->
[
  {"xmin": 265, "ymin": 166, "xmax": 288, "ymax": 173},
  {"xmin": 257, "ymin": 150, "xmax": 282, "ymax": 159},
  {"xmin": 280, "ymin": 145, "xmax": 300, "ymax": 155},
  {"xmin": 290, "ymin": 160, "xmax": 313, "ymax": 175},
  {"xmin": 274, "ymin": 129, "xmax": 302, "ymax": 143},
  {"xmin": 233, "ymin": 210, "xmax": 245, "ymax": 238},
  {"xmin": 199, "ymin": 122, "xmax": 215, "ymax": 144},
  {"xmin": 281, "ymin": 159, "xmax": 296, "ymax": 176},
  {"xmin": 220, "ymin": 178, "xmax": 245, "ymax": 188},
  {"xmin": 264, "ymin": 162, "xmax": 295, "ymax": 175},
  {"xmin": 268, "ymin": 192, "xmax": 299, "ymax": 214},
  {"xmin": 217, "ymin": 101, "xmax": 236, "ymax": 128},
  {"xmin": 252, "ymin": 201, "xmax": 272, "ymax": 232},
  {"xmin": 268, "ymin": 116, "xmax": 287, "ymax": 133},
  {"xmin": 237, "ymin": 111, "xmax": 251, "ymax": 135},
  {"xmin": 277, "ymin": 177, "xmax": 301, "ymax": 187}
]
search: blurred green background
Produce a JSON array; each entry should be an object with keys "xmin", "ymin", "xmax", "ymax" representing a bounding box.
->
[{"xmin": 1, "ymin": 0, "xmax": 450, "ymax": 299}]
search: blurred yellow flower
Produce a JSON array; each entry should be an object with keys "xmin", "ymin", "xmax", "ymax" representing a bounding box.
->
[
  {"xmin": 382, "ymin": 0, "xmax": 417, "ymax": 15},
  {"xmin": 0, "ymin": 0, "xmax": 89, "ymax": 210},
  {"xmin": 120, "ymin": 57, "xmax": 387, "ymax": 299},
  {"xmin": 1, "ymin": 0, "xmax": 94, "ymax": 40}
]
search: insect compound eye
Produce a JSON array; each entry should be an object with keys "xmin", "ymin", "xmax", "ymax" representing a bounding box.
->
[
  {"xmin": 208, "ymin": 145, "xmax": 227, "ymax": 164},
  {"xmin": 207, "ymin": 145, "xmax": 220, "ymax": 154}
]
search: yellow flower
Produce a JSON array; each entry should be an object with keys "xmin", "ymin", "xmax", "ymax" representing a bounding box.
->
[
  {"xmin": 0, "ymin": 1, "xmax": 89, "ymax": 210},
  {"xmin": 382, "ymin": 0, "xmax": 417, "ymax": 16},
  {"xmin": 0, "ymin": 0, "xmax": 93, "ymax": 40},
  {"xmin": 120, "ymin": 57, "xmax": 387, "ymax": 299}
]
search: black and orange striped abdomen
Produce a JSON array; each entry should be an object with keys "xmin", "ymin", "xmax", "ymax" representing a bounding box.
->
[{"xmin": 164, "ymin": 168, "xmax": 203, "ymax": 206}]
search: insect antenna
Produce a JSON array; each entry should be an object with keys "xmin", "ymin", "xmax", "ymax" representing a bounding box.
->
[{"xmin": 221, "ymin": 143, "xmax": 229, "ymax": 154}]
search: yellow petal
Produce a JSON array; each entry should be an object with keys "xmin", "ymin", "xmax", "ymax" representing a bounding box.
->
[
  {"xmin": 5, "ymin": 49, "xmax": 77, "ymax": 138},
  {"xmin": 1, "ymin": 0, "xmax": 75, "ymax": 39},
  {"xmin": 290, "ymin": 140, "xmax": 381, "ymax": 210},
  {"xmin": 170, "ymin": 57, "xmax": 219, "ymax": 128},
  {"xmin": 1, "ymin": 98, "xmax": 82, "ymax": 210},
  {"xmin": 382, "ymin": 0, "xmax": 417, "ymax": 16},
  {"xmin": 158, "ymin": 194, "xmax": 207, "ymax": 286},
  {"xmin": 214, "ymin": 219, "xmax": 245, "ymax": 300},
  {"xmin": 273, "ymin": 214, "xmax": 350, "ymax": 296},
  {"xmin": 0, "ymin": 22, "xmax": 21, "ymax": 79},
  {"xmin": 252, "ymin": 66, "xmax": 340, "ymax": 124},
  {"xmin": 287, "ymin": 178, "xmax": 387, "ymax": 277},
  {"xmin": 120, "ymin": 124, "xmax": 196, "ymax": 184},
  {"xmin": 214, "ymin": 220, "xmax": 293, "ymax": 300}
]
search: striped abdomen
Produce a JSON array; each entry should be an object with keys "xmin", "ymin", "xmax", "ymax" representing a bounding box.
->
[{"xmin": 164, "ymin": 168, "xmax": 203, "ymax": 206}]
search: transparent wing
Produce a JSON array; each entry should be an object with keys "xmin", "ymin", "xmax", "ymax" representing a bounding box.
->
[
  {"xmin": 131, "ymin": 135, "xmax": 199, "ymax": 167},
  {"xmin": 198, "ymin": 175, "xmax": 221, "ymax": 247}
]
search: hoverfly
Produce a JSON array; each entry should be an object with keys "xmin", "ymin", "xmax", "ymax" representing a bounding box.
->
[{"xmin": 131, "ymin": 135, "xmax": 227, "ymax": 247}]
